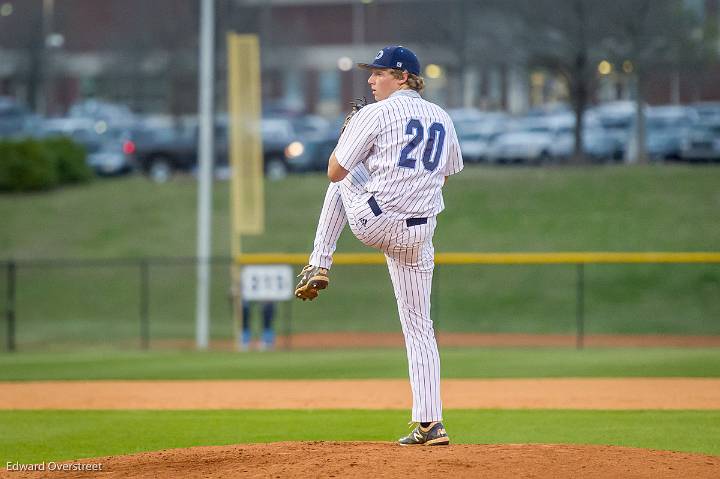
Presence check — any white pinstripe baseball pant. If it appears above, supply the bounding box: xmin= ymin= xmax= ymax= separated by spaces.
xmin=309 ymin=165 xmax=442 ymax=422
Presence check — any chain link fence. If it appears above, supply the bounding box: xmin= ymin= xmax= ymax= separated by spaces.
xmin=2 ymin=257 xmax=719 ymax=352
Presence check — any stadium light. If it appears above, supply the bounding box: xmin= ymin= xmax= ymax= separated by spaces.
xmin=598 ymin=60 xmax=613 ymax=75
xmin=0 ymin=3 xmax=13 ymax=17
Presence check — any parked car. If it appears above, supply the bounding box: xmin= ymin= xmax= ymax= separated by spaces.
xmin=627 ymin=106 xmax=697 ymax=162
xmin=261 ymin=114 xmax=332 ymax=176
xmin=288 ymin=114 xmax=331 ymax=139
xmin=524 ymin=102 xmax=572 ymax=118
xmin=133 ymin=123 xmax=210 ymax=182
xmin=488 ymin=112 xmax=607 ymax=164
xmin=39 ymin=117 xmax=136 ymax=175
xmin=40 ymin=117 xmax=104 ymax=141
xmin=260 ymin=117 xmax=299 ymax=179
xmin=134 ymin=115 xmax=310 ymax=182
xmin=486 ymin=130 xmax=553 ymax=164
xmin=550 ymin=126 xmax=624 ymax=162
xmin=680 ymin=121 xmax=720 ymax=162
xmin=447 ymin=107 xmax=485 ymax=123
xmin=86 ymin=129 xmax=137 ymax=176
xmin=589 ymin=101 xmax=636 ymax=156
xmin=283 ymin=134 xmax=337 ymax=173
xmin=691 ymin=102 xmax=720 ymax=124
xmin=0 ymin=97 xmax=36 ymax=138
xmin=456 ymin=130 xmax=499 ymax=163
xmin=454 ymin=112 xmax=511 ymax=163
xmin=67 ymin=99 xmax=136 ymax=129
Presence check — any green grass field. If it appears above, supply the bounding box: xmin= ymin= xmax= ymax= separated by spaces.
xmin=0 ymin=166 xmax=720 ymax=463
xmin=3 ymin=165 xmax=720 ymax=257
xmin=1 ymin=348 xmax=720 ymax=462
xmin=2 ymin=348 xmax=720 ymax=381
xmin=1 ymin=165 xmax=719 ymax=347
xmin=3 ymin=409 xmax=719 ymax=463
xmin=2 ymin=166 xmax=719 ymax=466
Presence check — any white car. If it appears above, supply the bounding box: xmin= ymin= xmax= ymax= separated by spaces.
xmin=486 ymin=131 xmax=553 ymax=164
xmin=549 ymin=126 xmax=623 ymax=162
xmin=454 ymin=112 xmax=512 ymax=162
xmin=626 ymin=105 xmax=698 ymax=161
xmin=680 ymin=122 xmax=720 ymax=161
xmin=691 ymin=102 xmax=720 ymax=124
xmin=488 ymin=112 xmax=603 ymax=164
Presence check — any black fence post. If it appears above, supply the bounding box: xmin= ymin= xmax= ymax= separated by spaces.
xmin=140 ymin=259 xmax=150 ymax=350
xmin=6 ymin=261 xmax=16 ymax=352
xmin=575 ymin=263 xmax=585 ymax=350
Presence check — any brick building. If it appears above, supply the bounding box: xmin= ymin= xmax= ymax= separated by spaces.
xmin=0 ymin=0 xmax=717 ymax=116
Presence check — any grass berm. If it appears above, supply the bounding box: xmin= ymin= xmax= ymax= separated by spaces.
xmin=1 ymin=165 xmax=719 ymax=349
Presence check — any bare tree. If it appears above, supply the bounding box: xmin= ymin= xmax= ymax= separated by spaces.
xmin=603 ymin=0 xmax=707 ymax=163
xmin=508 ymin=0 xmax=611 ymax=164
xmin=415 ymin=0 xmax=519 ymax=108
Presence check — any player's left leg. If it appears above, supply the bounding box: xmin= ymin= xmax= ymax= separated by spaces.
xmin=383 ymin=217 xmax=444 ymax=425
xmin=386 ymin=259 xmax=442 ymax=424
xmin=381 ymin=216 xmax=449 ymax=446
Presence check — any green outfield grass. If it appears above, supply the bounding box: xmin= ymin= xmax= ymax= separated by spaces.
xmin=2 ymin=348 xmax=720 ymax=381
xmin=1 ymin=165 xmax=719 ymax=349
xmin=3 ymin=165 xmax=720 ymax=257
xmin=1 ymin=409 xmax=718 ymax=464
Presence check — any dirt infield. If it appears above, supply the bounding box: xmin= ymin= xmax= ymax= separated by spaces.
xmin=3 ymin=378 xmax=719 ymax=478
xmin=2 ymin=378 xmax=720 ymax=410
xmin=3 ymin=443 xmax=719 ymax=479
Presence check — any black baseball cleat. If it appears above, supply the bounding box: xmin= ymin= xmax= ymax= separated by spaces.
xmin=398 ymin=421 xmax=450 ymax=446
xmin=294 ymin=265 xmax=329 ymax=301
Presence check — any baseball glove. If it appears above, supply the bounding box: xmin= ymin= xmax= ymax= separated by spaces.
xmin=340 ymin=97 xmax=368 ymax=135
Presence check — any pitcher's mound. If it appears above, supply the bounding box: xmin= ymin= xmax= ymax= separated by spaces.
xmin=8 ymin=442 xmax=720 ymax=478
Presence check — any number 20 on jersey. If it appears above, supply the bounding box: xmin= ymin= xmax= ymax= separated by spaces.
xmin=398 ymin=119 xmax=446 ymax=172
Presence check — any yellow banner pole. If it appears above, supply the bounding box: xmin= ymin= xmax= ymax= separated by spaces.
xmin=227 ymin=32 xmax=265 ymax=351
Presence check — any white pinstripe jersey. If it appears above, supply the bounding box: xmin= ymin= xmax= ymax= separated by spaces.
xmin=335 ymin=89 xmax=464 ymax=219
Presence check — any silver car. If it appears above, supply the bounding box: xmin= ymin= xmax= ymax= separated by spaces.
xmin=626 ymin=105 xmax=697 ymax=162
xmin=486 ymin=130 xmax=553 ymax=164
xmin=680 ymin=122 xmax=720 ymax=162
xmin=550 ymin=126 xmax=623 ymax=162
xmin=454 ymin=113 xmax=511 ymax=163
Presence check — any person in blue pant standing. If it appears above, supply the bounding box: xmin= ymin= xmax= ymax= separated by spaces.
xmin=241 ymin=300 xmax=276 ymax=351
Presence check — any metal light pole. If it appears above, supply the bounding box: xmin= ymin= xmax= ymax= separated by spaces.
xmin=351 ymin=2 xmax=366 ymax=98
xmin=196 ymin=0 xmax=215 ymax=350
xmin=38 ymin=0 xmax=55 ymax=115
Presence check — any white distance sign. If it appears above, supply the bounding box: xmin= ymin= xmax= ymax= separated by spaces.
xmin=241 ymin=265 xmax=294 ymax=301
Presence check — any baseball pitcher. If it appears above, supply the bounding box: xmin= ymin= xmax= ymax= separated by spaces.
xmin=295 ymin=45 xmax=464 ymax=446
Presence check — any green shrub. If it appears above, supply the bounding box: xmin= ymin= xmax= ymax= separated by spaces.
xmin=42 ymin=137 xmax=92 ymax=184
xmin=0 ymin=139 xmax=59 ymax=192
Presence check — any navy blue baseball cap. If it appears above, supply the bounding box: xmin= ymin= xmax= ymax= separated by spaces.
xmin=358 ymin=45 xmax=421 ymax=76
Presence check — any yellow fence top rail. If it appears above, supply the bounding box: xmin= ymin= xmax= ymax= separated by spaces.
xmin=235 ymin=252 xmax=720 ymax=265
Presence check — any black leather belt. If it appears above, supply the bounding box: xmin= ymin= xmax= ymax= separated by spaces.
xmin=367 ymin=196 xmax=427 ymax=227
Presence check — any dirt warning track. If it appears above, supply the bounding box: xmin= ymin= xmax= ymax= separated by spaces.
xmin=1 ymin=378 xmax=720 ymax=409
